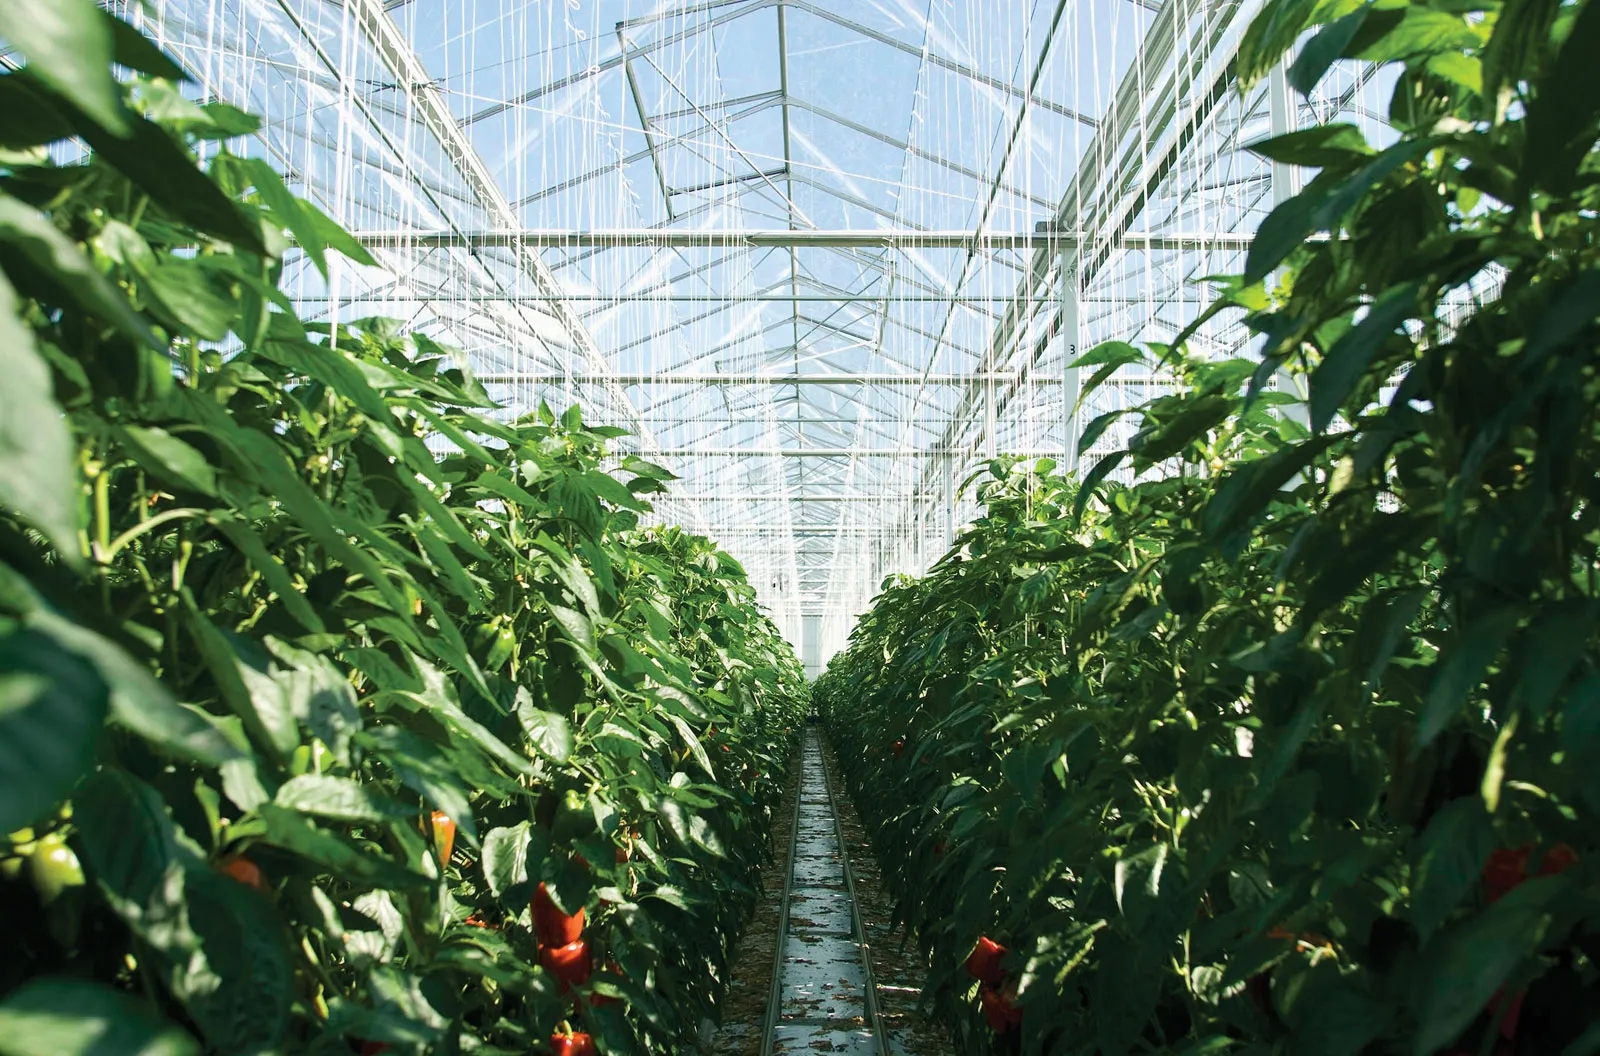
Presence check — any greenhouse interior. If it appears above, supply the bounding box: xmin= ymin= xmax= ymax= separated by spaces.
xmin=0 ymin=0 xmax=1596 ymax=1054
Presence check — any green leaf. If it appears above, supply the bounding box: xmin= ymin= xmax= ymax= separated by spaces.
xmin=74 ymin=767 xmax=200 ymax=939
xmin=1481 ymin=0 xmax=1560 ymax=104
xmin=208 ymin=515 xmax=325 ymax=633
xmin=0 ymin=0 xmax=129 ymax=135
xmin=65 ymin=110 xmax=265 ymax=255
xmin=516 ymin=690 xmax=574 ymax=764
xmin=657 ymin=796 xmax=724 ymax=858
xmin=0 ymin=193 xmax=159 ymax=349
xmin=181 ymin=593 xmax=297 ymax=760
xmin=1113 ymin=842 xmax=1168 ymax=931
xmin=1411 ymin=876 xmax=1563 ymax=1056
xmin=1288 ymin=11 xmax=1369 ymax=97
xmin=262 ymin=637 xmax=362 ymax=765
xmin=0 ymin=273 xmax=81 ymax=561
xmin=1070 ymin=340 xmax=1144 ymax=369
xmin=1560 ymin=675 xmax=1600 ymax=813
xmin=109 ymin=15 xmax=189 ymax=82
xmin=665 ymin=712 xmax=714 ymax=778
xmin=1237 ymin=0 xmax=1320 ymax=88
xmin=0 ymin=75 xmax=76 ymax=149
xmin=178 ymin=867 xmax=293 ymax=1052
xmin=28 ymin=608 xmax=238 ymax=766
xmin=583 ymin=468 xmax=647 ymax=512
xmin=141 ymin=258 xmax=236 ymax=342
xmin=1309 ymin=282 xmax=1419 ymax=433
xmin=117 ymin=425 xmax=219 ymax=497
xmin=1071 ymin=341 xmax=1146 ymax=415
xmin=1202 ymin=436 xmax=1333 ymax=543
xmin=256 ymin=804 xmax=429 ymax=889
xmin=298 ymin=198 xmax=378 ymax=267
xmin=1418 ymin=606 xmax=1520 ymax=746
xmin=473 ymin=470 xmax=541 ymax=508
xmin=0 ymin=978 xmax=198 ymax=1056
xmin=1353 ymin=8 xmax=1479 ymax=64
xmin=1409 ymin=797 xmax=1497 ymax=939
xmin=1072 ymin=450 xmax=1126 ymax=522
xmin=1129 ymin=394 xmax=1234 ymax=463
xmin=481 ymin=821 xmax=544 ymax=903
xmin=1521 ymin=0 xmax=1600 ymax=195
xmin=238 ymin=157 xmax=326 ymax=278
xmin=1246 ymin=123 xmax=1373 ymax=167
xmin=547 ymin=600 xmax=597 ymax=654
xmin=274 ymin=775 xmax=411 ymax=824
xmin=1245 ymin=141 xmax=1431 ymax=281
xmin=1075 ymin=409 xmax=1135 ymax=459
xmin=0 ymin=628 xmax=108 ymax=831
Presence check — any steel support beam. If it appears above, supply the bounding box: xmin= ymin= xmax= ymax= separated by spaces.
xmin=475 ymin=372 xmax=1068 ymax=385
xmin=338 ymin=0 xmax=659 ymax=450
xmin=901 ymin=0 xmax=1257 ymax=534
xmin=351 ymin=229 xmax=1256 ymax=250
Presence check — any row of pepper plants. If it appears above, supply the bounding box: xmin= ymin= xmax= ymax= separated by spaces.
xmin=0 ymin=4 xmax=808 ymax=1054
xmin=819 ymin=0 xmax=1600 ymax=1051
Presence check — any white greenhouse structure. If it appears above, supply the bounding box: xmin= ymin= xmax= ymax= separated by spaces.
xmin=116 ymin=0 xmax=1390 ymax=669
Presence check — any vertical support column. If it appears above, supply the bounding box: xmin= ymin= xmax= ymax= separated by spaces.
xmin=1267 ymin=63 xmax=1297 ymax=208
xmin=1060 ymin=248 xmax=1082 ymax=470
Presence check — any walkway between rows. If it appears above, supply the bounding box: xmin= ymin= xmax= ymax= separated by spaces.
xmin=760 ymin=727 xmax=886 ymax=1054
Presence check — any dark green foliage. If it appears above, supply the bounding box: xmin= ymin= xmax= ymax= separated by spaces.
xmin=819 ymin=0 xmax=1600 ymax=1052
xmin=0 ymin=3 xmax=807 ymax=1053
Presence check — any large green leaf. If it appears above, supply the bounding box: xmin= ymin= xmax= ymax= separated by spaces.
xmin=256 ymin=804 xmax=429 ymax=889
xmin=516 ymin=690 xmax=574 ymax=763
xmin=1409 ymin=797 xmax=1497 ymax=938
xmin=0 ymin=628 xmax=107 ymax=831
xmin=1308 ymin=282 xmax=1421 ymax=433
xmin=31 ymin=608 xmax=238 ymax=766
xmin=274 ymin=775 xmax=411 ymax=824
xmin=0 ymin=272 xmax=81 ymax=560
xmin=1411 ymin=876 xmax=1564 ymax=1055
xmin=1519 ymin=0 xmax=1600 ymax=195
xmin=0 ymin=0 xmax=128 ymax=135
xmin=1417 ymin=605 xmax=1520 ymax=745
xmin=0 ymin=194 xmax=159 ymax=349
xmin=0 ymin=979 xmax=198 ymax=1056
xmin=116 ymin=424 xmax=219 ymax=497
xmin=481 ymin=821 xmax=544 ymax=905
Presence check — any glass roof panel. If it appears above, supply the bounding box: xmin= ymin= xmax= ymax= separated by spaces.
xmin=127 ymin=0 xmax=1397 ymax=655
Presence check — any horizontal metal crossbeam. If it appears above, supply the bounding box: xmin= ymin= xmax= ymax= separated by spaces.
xmin=351 ymin=229 xmax=1256 ymax=251
xmin=478 ymin=372 xmax=1067 ymax=385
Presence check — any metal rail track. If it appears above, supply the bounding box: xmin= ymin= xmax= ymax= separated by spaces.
xmin=759 ymin=727 xmax=888 ymax=1055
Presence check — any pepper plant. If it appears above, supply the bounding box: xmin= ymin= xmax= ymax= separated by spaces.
xmin=0 ymin=3 xmax=805 ymax=1054
xmin=820 ymin=0 xmax=1600 ymax=1051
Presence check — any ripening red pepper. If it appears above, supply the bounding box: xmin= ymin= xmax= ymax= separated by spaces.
xmin=978 ymin=983 xmax=1023 ymax=1033
xmin=1490 ymin=986 xmax=1525 ymax=1040
xmin=1538 ymin=842 xmax=1578 ymax=876
xmin=579 ymin=959 xmax=626 ymax=1008
xmin=549 ymin=1031 xmax=597 ymax=1056
xmin=1482 ymin=845 xmax=1530 ymax=902
xmin=216 ymin=854 xmax=268 ymax=892
xmin=533 ymin=882 xmax=586 ymax=946
xmin=539 ymin=938 xmax=592 ymax=989
xmin=1483 ymin=842 xmax=1578 ymax=902
xmin=892 ymin=738 xmax=905 ymax=758
xmin=965 ymin=936 xmax=1008 ymax=986
xmin=431 ymin=811 xmax=456 ymax=869
xmin=356 ymin=1042 xmax=390 ymax=1056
